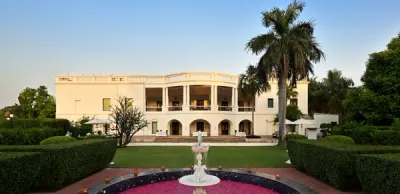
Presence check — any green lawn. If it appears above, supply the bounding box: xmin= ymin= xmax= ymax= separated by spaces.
xmin=112 ymin=146 xmax=290 ymax=168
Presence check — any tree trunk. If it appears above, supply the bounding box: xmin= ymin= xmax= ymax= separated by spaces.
xmin=251 ymin=95 xmax=255 ymax=136
xmin=278 ymin=74 xmax=288 ymax=147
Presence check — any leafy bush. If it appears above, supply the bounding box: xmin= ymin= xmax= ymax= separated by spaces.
xmin=0 ymin=152 xmax=41 ymax=194
xmin=69 ymin=126 xmax=92 ymax=138
xmin=332 ymin=124 xmax=375 ymax=144
xmin=356 ymin=154 xmax=400 ymax=194
xmin=324 ymin=135 xmax=355 ymax=145
xmin=84 ymin=134 xmax=107 ymax=139
xmin=287 ymin=139 xmax=400 ymax=191
xmin=0 ymin=134 xmax=5 ymax=145
xmin=0 ymin=127 xmax=64 ymax=145
xmin=40 ymin=136 xmax=77 ymax=145
xmin=286 ymin=134 xmax=307 ymax=141
xmin=0 ymin=118 xmax=70 ymax=132
xmin=0 ymin=139 xmax=117 ymax=191
xmin=371 ymin=130 xmax=400 ymax=145
xmin=391 ymin=118 xmax=400 ymax=130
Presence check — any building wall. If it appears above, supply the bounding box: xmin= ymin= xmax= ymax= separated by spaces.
xmin=55 ymin=72 xmax=308 ymax=136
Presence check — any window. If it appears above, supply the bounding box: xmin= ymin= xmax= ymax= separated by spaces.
xmin=221 ymin=101 xmax=229 ymax=107
xmin=127 ymin=98 xmax=133 ymax=107
xmin=152 ymin=121 xmax=158 ymax=134
xmin=290 ymin=99 xmax=298 ymax=106
xmin=74 ymin=100 xmax=81 ymax=111
xmin=331 ymin=122 xmax=338 ymax=126
xmin=103 ymin=98 xmax=111 ymax=111
xmin=268 ymin=98 xmax=274 ymax=108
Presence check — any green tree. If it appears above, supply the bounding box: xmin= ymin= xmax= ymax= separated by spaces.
xmin=276 ymin=84 xmax=298 ymax=101
xmin=308 ymin=77 xmax=324 ymax=115
xmin=313 ymin=69 xmax=354 ymax=123
xmin=238 ymin=65 xmax=270 ymax=135
xmin=17 ymin=85 xmax=56 ymax=118
xmin=245 ymin=0 xmax=325 ymax=145
xmin=273 ymin=105 xmax=302 ymax=132
xmin=110 ymin=96 xmax=148 ymax=147
xmin=345 ymin=33 xmax=400 ymax=125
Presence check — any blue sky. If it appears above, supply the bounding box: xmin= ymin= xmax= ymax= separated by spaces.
xmin=1 ymin=0 xmax=400 ymax=107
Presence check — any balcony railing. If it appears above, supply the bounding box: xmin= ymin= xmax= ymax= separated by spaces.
xmin=190 ymin=106 xmax=211 ymax=111
xmin=146 ymin=107 xmax=162 ymax=112
xmin=238 ymin=107 xmax=254 ymax=112
xmin=218 ymin=106 xmax=232 ymax=111
xmin=168 ymin=106 xmax=182 ymax=111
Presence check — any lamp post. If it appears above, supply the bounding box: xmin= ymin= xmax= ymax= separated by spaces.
xmin=7 ymin=114 xmax=13 ymax=128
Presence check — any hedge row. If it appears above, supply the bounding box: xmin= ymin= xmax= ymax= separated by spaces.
xmin=0 ymin=118 xmax=70 ymax=131
xmin=287 ymin=139 xmax=400 ymax=191
xmin=0 ymin=139 xmax=117 ymax=191
xmin=0 ymin=127 xmax=64 ymax=145
xmin=333 ymin=124 xmax=400 ymax=145
xmin=0 ymin=152 xmax=41 ymax=194
xmin=357 ymin=154 xmax=400 ymax=194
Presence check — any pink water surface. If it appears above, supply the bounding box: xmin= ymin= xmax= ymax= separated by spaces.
xmin=120 ymin=180 xmax=279 ymax=194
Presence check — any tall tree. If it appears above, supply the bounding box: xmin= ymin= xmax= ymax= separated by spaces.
xmin=276 ymin=84 xmax=298 ymax=101
xmin=18 ymin=87 xmax=37 ymax=118
xmin=245 ymin=0 xmax=325 ymax=145
xmin=238 ymin=64 xmax=270 ymax=135
xmin=308 ymin=77 xmax=324 ymax=114
xmin=16 ymin=85 xmax=56 ymax=119
xmin=313 ymin=69 xmax=354 ymax=123
xmin=110 ymin=96 xmax=148 ymax=147
xmin=345 ymin=33 xmax=400 ymax=125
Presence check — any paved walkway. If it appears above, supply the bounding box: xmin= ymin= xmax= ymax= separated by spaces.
xmin=32 ymin=168 xmax=362 ymax=194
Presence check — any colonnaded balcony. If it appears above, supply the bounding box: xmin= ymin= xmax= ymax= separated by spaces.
xmin=190 ymin=85 xmax=211 ymax=111
xmin=217 ymin=86 xmax=233 ymax=111
xmin=168 ymin=86 xmax=183 ymax=111
xmin=145 ymin=88 xmax=163 ymax=112
xmin=237 ymin=91 xmax=255 ymax=112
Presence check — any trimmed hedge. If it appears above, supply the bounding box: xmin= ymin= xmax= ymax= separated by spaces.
xmin=324 ymin=135 xmax=355 ymax=145
xmin=0 ymin=118 xmax=70 ymax=131
xmin=333 ymin=124 xmax=400 ymax=145
xmin=0 ymin=127 xmax=64 ymax=145
xmin=287 ymin=139 xmax=400 ymax=191
xmin=40 ymin=136 xmax=77 ymax=145
xmin=357 ymin=154 xmax=400 ymax=194
xmin=371 ymin=130 xmax=400 ymax=145
xmin=0 ymin=139 xmax=117 ymax=191
xmin=0 ymin=152 xmax=41 ymax=194
xmin=83 ymin=134 xmax=107 ymax=139
xmin=286 ymin=134 xmax=307 ymax=141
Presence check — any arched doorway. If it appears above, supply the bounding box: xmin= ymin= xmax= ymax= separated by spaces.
xmin=168 ymin=119 xmax=183 ymax=136
xmin=239 ymin=119 xmax=252 ymax=135
xmin=189 ymin=119 xmax=211 ymax=136
xmin=218 ymin=119 xmax=233 ymax=135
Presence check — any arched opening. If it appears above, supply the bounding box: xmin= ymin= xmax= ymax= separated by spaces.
xmin=189 ymin=119 xmax=211 ymax=136
xmin=218 ymin=119 xmax=233 ymax=135
xmin=239 ymin=119 xmax=252 ymax=135
xmin=168 ymin=119 xmax=183 ymax=136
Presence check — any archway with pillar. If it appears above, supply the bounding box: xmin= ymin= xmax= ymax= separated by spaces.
xmin=189 ymin=119 xmax=211 ymax=136
xmin=167 ymin=119 xmax=183 ymax=136
xmin=238 ymin=119 xmax=252 ymax=135
xmin=218 ymin=119 xmax=233 ymax=136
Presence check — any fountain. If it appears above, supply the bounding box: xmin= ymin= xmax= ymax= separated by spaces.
xmin=178 ymin=132 xmax=220 ymax=194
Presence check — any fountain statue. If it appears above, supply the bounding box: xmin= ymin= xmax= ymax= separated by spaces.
xmin=178 ymin=132 xmax=220 ymax=194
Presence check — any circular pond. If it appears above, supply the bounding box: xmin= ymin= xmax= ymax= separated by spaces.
xmin=120 ymin=180 xmax=279 ymax=194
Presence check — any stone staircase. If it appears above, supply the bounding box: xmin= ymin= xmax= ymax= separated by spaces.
xmin=154 ymin=136 xmax=246 ymax=143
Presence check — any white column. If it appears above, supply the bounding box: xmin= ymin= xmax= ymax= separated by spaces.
xmin=166 ymin=87 xmax=169 ymax=111
xmin=162 ymin=87 xmax=166 ymax=112
xmin=183 ymin=86 xmax=187 ymax=105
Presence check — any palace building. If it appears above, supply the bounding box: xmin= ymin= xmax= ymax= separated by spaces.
xmin=55 ymin=72 xmax=309 ymax=136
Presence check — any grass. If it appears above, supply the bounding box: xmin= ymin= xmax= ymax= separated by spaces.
xmin=112 ymin=146 xmax=290 ymax=168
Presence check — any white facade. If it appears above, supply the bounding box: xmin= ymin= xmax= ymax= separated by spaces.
xmin=55 ymin=72 xmax=309 ymax=136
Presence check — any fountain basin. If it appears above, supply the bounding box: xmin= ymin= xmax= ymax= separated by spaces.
xmin=83 ymin=169 xmax=317 ymax=194
xmin=179 ymin=174 xmax=220 ymax=187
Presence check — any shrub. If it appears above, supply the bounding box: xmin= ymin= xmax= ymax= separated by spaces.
xmin=0 ymin=134 xmax=5 ymax=145
xmin=371 ymin=130 xmax=400 ymax=145
xmin=0 ymin=118 xmax=70 ymax=133
xmin=286 ymin=134 xmax=307 ymax=141
xmin=324 ymin=135 xmax=355 ymax=145
xmin=69 ymin=126 xmax=92 ymax=138
xmin=84 ymin=134 xmax=107 ymax=139
xmin=40 ymin=136 xmax=77 ymax=145
xmin=0 ymin=127 xmax=64 ymax=145
xmin=0 ymin=139 xmax=117 ymax=191
xmin=357 ymin=154 xmax=400 ymax=194
xmin=332 ymin=124 xmax=375 ymax=144
xmin=0 ymin=152 xmax=41 ymax=194
xmin=287 ymin=139 xmax=400 ymax=191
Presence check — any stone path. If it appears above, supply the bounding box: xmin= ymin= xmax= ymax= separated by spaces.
xmin=31 ymin=168 xmax=362 ymax=194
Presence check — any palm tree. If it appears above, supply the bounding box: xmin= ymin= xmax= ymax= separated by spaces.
xmin=238 ymin=64 xmax=270 ymax=135
xmin=314 ymin=69 xmax=354 ymax=123
xmin=245 ymin=0 xmax=325 ymax=145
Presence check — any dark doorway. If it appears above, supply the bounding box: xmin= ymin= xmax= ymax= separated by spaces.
xmin=221 ymin=122 xmax=229 ymax=135
xmin=196 ymin=122 xmax=204 ymax=132
xmin=171 ymin=121 xmax=180 ymax=135
xmin=239 ymin=122 xmax=244 ymax=132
